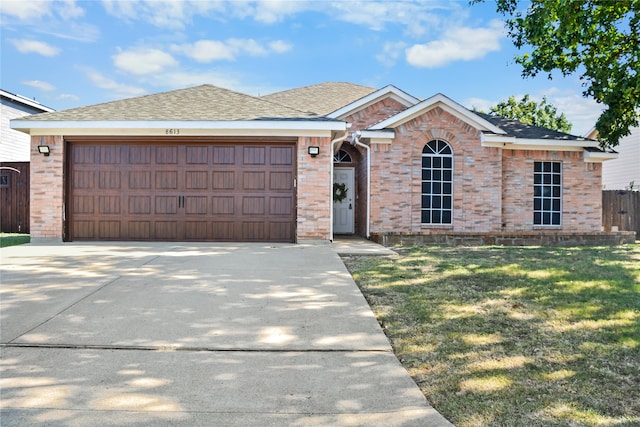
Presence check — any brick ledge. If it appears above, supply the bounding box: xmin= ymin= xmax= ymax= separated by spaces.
xmin=371 ymin=231 xmax=636 ymax=247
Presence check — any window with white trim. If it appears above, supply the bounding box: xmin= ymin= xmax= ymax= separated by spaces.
xmin=421 ymin=140 xmax=453 ymax=224
xmin=533 ymin=161 xmax=562 ymax=226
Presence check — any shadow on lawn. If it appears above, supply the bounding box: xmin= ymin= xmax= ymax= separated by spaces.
xmin=347 ymin=245 xmax=640 ymax=427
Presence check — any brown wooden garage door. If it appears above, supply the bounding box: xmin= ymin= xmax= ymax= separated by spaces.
xmin=67 ymin=139 xmax=296 ymax=242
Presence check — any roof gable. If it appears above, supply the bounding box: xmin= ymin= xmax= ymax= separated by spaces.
xmin=368 ymin=93 xmax=505 ymax=134
xmin=327 ymin=85 xmax=420 ymax=119
xmin=262 ymin=82 xmax=376 ymax=116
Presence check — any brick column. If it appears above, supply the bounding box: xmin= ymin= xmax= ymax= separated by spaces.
xmin=30 ymin=135 xmax=64 ymax=241
xmin=296 ymin=136 xmax=331 ymax=241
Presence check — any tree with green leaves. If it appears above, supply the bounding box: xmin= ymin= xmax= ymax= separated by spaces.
xmin=475 ymin=0 xmax=639 ymax=148
xmin=488 ymin=94 xmax=573 ymax=133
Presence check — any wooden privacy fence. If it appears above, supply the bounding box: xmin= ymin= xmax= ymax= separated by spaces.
xmin=602 ymin=190 xmax=640 ymax=233
xmin=0 ymin=162 xmax=30 ymax=234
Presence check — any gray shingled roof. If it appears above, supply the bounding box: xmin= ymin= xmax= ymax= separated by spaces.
xmin=475 ymin=112 xmax=590 ymax=141
xmin=262 ymin=82 xmax=376 ymax=116
xmin=15 ymin=84 xmax=321 ymax=122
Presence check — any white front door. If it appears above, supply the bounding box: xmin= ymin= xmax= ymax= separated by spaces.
xmin=333 ymin=168 xmax=355 ymax=234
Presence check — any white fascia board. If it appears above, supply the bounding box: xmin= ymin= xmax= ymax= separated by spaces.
xmin=10 ymin=120 xmax=346 ymax=136
xmin=359 ymin=130 xmax=395 ymax=140
xmin=481 ymin=132 xmax=601 ymax=151
xmin=1 ymin=90 xmax=55 ymax=112
xmin=583 ymin=150 xmax=618 ymax=162
xmin=327 ymin=85 xmax=420 ymax=119
xmin=369 ymin=93 xmax=506 ymax=134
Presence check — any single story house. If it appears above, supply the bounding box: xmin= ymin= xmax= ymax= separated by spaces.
xmin=11 ymin=82 xmax=628 ymax=244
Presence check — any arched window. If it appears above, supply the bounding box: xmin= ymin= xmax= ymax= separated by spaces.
xmin=333 ymin=149 xmax=352 ymax=163
xmin=422 ymin=140 xmax=453 ymax=224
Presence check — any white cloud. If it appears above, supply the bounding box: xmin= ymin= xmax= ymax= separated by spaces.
xmin=462 ymin=97 xmax=494 ymax=113
xmin=113 ymin=48 xmax=179 ymax=75
xmin=101 ymin=0 xmax=225 ymax=30
xmin=268 ymin=40 xmax=293 ymax=54
xmin=376 ymin=41 xmax=407 ymax=67
xmin=23 ymin=80 xmax=56 ymax=91
xmin=330 ymin=1 xmax=454 ymax=37
xmin=59 ymin=93 xmax=80 ymax=102
xmin=0 ymin=0 xmax=53 ymax=20
xmin=83 ymin=68 xmax=147 ymax=99
xmin=406 ymin=19 xmax=505 ymax=68
xmin=172 ymin=38 xmax=290 ymax=63
xmin=57 ymin=0 xmax=84 ymax=19
xmin=10 ymin=39 xmax=60 ymax=56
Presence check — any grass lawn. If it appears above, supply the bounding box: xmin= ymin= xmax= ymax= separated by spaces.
xmin=343 ymin=244 xmax=640 ymax=427
xmin=0 ymin=233 xmax=30 ymax=248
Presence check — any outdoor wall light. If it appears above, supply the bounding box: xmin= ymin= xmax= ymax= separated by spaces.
xmin=37 ymin=144 xmax=51 ymax=156
xmin=308 ymin=146 xmax=320 ymax=157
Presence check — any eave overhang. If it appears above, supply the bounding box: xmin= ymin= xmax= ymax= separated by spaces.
xmin=356 ymin=129 xmax=395 ymax=144
xmin=480 ymin=133 xmax=618 ymax=162
xmin=10 ymin=119 xmax=347 ymax=137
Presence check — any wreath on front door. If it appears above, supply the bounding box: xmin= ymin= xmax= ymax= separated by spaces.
xmin=333 ymin=182 xmax=348 ymax=203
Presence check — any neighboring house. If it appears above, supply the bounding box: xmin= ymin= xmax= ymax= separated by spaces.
xmin=11 ymin=83 xmax=622 ymax=244
xmin=1 ymin=89 xmax=54 ymax=233
xmin=586 ymin=126 xmax=639 ymax=191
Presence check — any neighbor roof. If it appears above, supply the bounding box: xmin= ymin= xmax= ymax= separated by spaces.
xmin=14 ymin=84 xmax=319 ymax=122
xmin=475 ymin=112 xmax=589 ymax=141
xmin=262 ymin=82 xmax=376 ymax=116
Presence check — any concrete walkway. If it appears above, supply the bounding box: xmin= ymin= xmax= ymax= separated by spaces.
xmin=0 ymin=242 xmax=452 ymax=426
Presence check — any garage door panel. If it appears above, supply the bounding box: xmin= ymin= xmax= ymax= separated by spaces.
xmin=98 ymin=221 xmax=120 ymax=239
xmin=98 ymin=196 xmax=120 ymax=214
xmin=129 ymin=221 xmax=151 ymax=239
xmin=98 ymin=171 xmax=121 ymax=189
xmin=211 ymin=196 xmax=235 ymax=214
xmin=100 ymin=146 xmax=122 ymax=164
xmin=186 ymin=146 xmax=208 ymax=164
xmin=74 ymin=221 xmax=95 ymax=239
xmin=129 ymin=146 xmax=152 ymax=164
xmin=129 ymin=171 xmax=151 ymax=189
xmin=155 ymin=221 xmax=178 ymax=239
xmin=185 ymin=196 xmax=207 ymax=215
xmin=212 ymin=171 xmax=234 ymax=189
xmin=243 ymin=146 xmax=265 ymax=165
xmin=270 ymin=147 xmax=293 ymax=165
xmin=155 ymin=196 xmax=178 ymax=214
xmin=185 ymin=221 xmax=208 ymax=240
xmin=185 ymin=171 xmax=208 ymax=189
xmin=69 ymin=141 xmax=295 ymax=242
xmin=270 ymin=172 xmax=292 ymax=190
xmin=243 ymin=172 xmax=265 ymax=190
xmin=73 ymin=196 xmax=94 ymax=214
xmin=212 ymin=146 xmax=235 ymax=164
xmin=156 ymin=171 xmax=178 ymax=189
xmin=129 ymin=196 xmax=151 ymax=214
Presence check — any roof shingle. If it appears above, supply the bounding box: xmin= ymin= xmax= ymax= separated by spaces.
xmin=262 ymin=82 xmax=376 ymax=116
xmin=17 ymin=85 xmax=318 ymax=122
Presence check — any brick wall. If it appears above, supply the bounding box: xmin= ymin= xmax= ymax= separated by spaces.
xmin=345 ymin=98 xmax=408 ymax=131
xmin=297 ymin=136 xmax=332 ymax=240
xmin=30 ymin=135 xmax=64 ymax=240
xmin=502 ymin=150 xmax=602 ymax=232
xmin=366 ymin=105 xmax=602 ymax=234
xmin=370 ymin=106 xmax=502 ymax=234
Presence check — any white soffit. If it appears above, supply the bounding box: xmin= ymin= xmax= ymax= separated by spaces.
xmin=368 ymin=93 xmax=506 ymax=134
xmin=583 ymin=150 xmax=618 ymax=162
xmin=10 ymin=120 xmax=347 ymax=137
xmin=327 ymin=85 xmax=420 ymax=119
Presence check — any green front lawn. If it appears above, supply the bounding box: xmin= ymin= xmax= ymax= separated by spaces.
xmin=343 ymin=244 xmax=640 ymax=427
xmin=0 ymin=233 xmax=30 ymax=248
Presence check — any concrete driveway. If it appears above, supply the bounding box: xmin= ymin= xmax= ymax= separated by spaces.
xmin=0 ymin=242 xmax=452 ymax=426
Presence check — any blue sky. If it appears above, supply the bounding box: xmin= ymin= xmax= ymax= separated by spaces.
xmin=1 ymin=0 xmax=602 ymax=135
